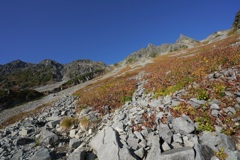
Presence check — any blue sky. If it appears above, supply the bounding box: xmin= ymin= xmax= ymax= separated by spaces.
xmin=0 ymin=1 xmax=239 ymax=65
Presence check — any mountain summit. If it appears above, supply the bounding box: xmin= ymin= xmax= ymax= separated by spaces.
xmin=124 ymin=34 xmax=199 ymax=63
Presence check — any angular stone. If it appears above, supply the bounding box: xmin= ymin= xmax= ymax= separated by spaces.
xmin=225 ymin=148 xmax=240 ymax=160
xmin=184 ymin=139 xmax=195 ymax=147
xmin=149 ymin=99 xmax=162 ymax=108
xmin=47 ymin=119 xmax=61 ymax=128
xmin=159 ymin=127 xmax=173 ymax=144
xmin=172 ymin=142 xmax=182 ymax=149
xmin=188 ymin=98 xmax=206 ymax=108
xmin=173 ymin=134 xmax=182 ymax=143
xmin=199 ymin=131 xmax=222 ymax=151
xmin=90 ymin=126 xmax=134 ymax=160
xmin=159 ymin=147 xmax=195 ymax=160
xmin=40 ymin=128 xmax=59 ymax=146
xmin=210 ymin=104 xmax=220 ymax=110
xmin=162 ymin=142 xmax=171 ymax=151
xmin=69 ymin=129 xmax=77 ymax=138
xmin=134 ymin=148 xmax=145 ymax=159
xmin=45 ymin=116 xmax=60 ymax=122
xmin=235 ymin=92 xmax=240 ymax=97
xmin=19 ymin=128 xmax=30 ymax=136
xmin=11 ymin=150 xmax=23 ymax=160
xmin=194 ymin=144 xmax=214 ymax=160
xmin=67 ymin=149 xmax=86 ymax=160
xmin=127 ymin=137 xmax=139 ymax=150
xmin=211 ymin=110 xmax=219 ymax=117
xmin=30 ymin=147 xmax=51 ymax=160
xmin=119 ymin=147 xmax=136 ymax=160
xmin=227 ymin=107 xmax=236 ymax=115
xmin=69 ymin=138 xmax=82 ymax=149
xmin=112 ymin=121 xmax=124 ymax=133
xmin=237 ymin=97 xmax=240 ymax=103
xmin=134 ymin=131 xmax=144 ymax=140
xmin=172 ymin=116 xmax=195 ymax=135
xmin=146 ymin=135 xmax=161 ymax=160
xmin=219 ymin=134 xmax=236 ymax=150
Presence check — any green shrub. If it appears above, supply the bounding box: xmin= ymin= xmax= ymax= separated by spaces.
xmin=195 ymin=115 xmax=214 ymax=132
xmin=121 ymin=96 xmax=132 ymax=103
xmin=196 ymin=89 xmax=209 ymax=100
xmin=214 ymin=148 xmax=228 ymax=160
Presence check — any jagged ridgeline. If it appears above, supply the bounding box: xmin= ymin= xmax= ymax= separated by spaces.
xmin=0 ymin=59 xmax=107 ymax=109
xmin=124 ymin=34 xmax=199 ymax=63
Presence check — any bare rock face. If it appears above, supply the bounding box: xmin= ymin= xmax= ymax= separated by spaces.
xmin=232 ymin=10 xmax=240 ymax=33
xmin=124 ymin=34 xmax=198 ymax=63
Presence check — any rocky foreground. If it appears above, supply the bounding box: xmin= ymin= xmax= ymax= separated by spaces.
xmin=0 ymin=66 xmax=240 ymax=160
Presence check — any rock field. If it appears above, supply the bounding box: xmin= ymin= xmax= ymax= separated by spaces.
xmin=0 ymin=66 xmax=240 ymax=160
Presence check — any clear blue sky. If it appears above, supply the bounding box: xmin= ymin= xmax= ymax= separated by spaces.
xmin=0 ymin=1 xmax=239 ymax=65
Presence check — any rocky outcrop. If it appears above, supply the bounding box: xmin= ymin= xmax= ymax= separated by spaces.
xmin=124 ymin=34 xmax=199 ymax=63
xmin=232 ymin=10 xmax=240 ymax=33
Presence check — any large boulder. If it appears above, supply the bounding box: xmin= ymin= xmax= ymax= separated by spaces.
xmin=146 ymin=135 xmax=161 ymax=160
xmin=159 ymin=147 xmax=195 ymax=160
xmin=90 ymin=126 xmax=135 ymax=160
xmin=30 ymin=147 xmax=51 ymax=160
xmin=194 ymin=144 xmax=214 ymax=160
xmin=67 ymin=149 xmax=86 ymax=160
xmin=172 ymin=116 xmax=195 ymax=135
xmin=69 ymin=138 xmax=82 ymax=149
xmin=40 ymin=128 xmax=59 ymax=146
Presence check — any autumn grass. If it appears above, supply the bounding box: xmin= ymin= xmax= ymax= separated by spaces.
xmin=144 ymin=35 xmax=240 ymax=97
xmin=74 ymin=71 xmax=137 ymax=114
xmin=0 ymin=102 xmax=52 ymax=129
xmin=60 ymin=116 xmax=78 ymax=131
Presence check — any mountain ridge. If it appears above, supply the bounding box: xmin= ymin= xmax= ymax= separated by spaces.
xmin=124 ymin=34 xmax=199 ymax=63
xmin=0 ymin=58 xmax=107 ymax=90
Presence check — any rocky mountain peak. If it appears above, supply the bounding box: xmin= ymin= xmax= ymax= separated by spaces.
xmin=232 ymin=10 xmax=240 ymax=32
xmin=176 ymin=34 xmax=199 ymax=45
xmin=8 ymin=59 xmax=28 ymax=66
xmin=147 ymin=43 xmax=155 ymax=48
xmin=0 ymin=60 xmax=33 ymax=76
xmin=39 ymin=59 xmax=60 ymax=66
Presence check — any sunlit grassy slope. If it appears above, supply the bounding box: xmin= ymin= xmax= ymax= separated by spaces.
xmin=74 ymin=34 xmax=239 ymax=114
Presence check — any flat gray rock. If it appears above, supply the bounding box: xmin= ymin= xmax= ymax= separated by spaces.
xmin=146 ymin=135 xmax=161 ymax=160
xmin=67 ymin=149 xmax=86 ymax=160
xmin=199 ymin=132 xmax=222 ymax=151
xmin=40 ymin=128 xmax=59 ymax=146
xmin=194 ymin=144 xmax=214 ymax=160
xmin=159 ymin=147 xmax=195 ymax=160
xmin=172 ymin=116 xmax=195 ymax=135
xmin=219 ymin=134 xmax=236 ymax=150
xmin=90 ymin=126 xmax=135 ymax=160
xmin=11 ymin=150 xmax=23 ymax=160
xmin=210 ymin=104 xmax=220 ymax=110
xmin=69 ymin=138 xmax=82 ymax=149
xmin=159 ymin=127 xmax=173 ymax=144
xmin=30 ymin=147 xmax=51 ymax=160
